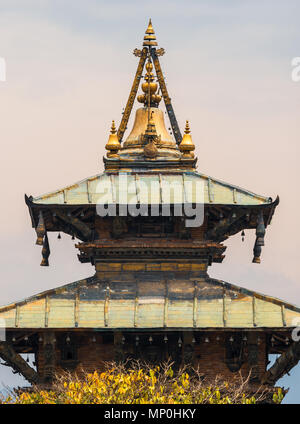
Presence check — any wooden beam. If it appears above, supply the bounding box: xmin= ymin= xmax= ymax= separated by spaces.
xmin=261 ymin=340 xmax=300 ymax=385
xmin=0 ymin=341 xmax=40 ymax=384
xmin=206 ymin=210 xmax=246 ymax=240
xmin=55 ymin=210 xmax=93 ymax=240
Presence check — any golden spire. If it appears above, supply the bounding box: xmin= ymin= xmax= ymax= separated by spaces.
xmin=179 ymin=120 xmax=195 ymax=158
xmin=143 ymin=19 xmax=157 ymax=46
xmin=105 ymin=120 xmax=121 ymax=157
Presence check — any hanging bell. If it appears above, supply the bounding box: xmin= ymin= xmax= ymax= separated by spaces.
xmin=72 ymin=234 xmax=75 ymax=240
xmin=241 ymin=230 xmax=245 ymax=242
xmin=149 ymin=336 xmax=153 ymax=344
xmin=57 ymin=233 xmax=61 ymax=240
xmin=26 ymin=355 xmax=30 ymax=363
xmin=164 ymin=335 xmax=168 ymax=343
xmin=178 ymin=337 xmax=182 ymax=347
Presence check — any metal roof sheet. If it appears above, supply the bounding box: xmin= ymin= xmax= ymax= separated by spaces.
xmin=30 ymin=171 xmax=272 ymax=207
xmin=0 ymin=275 xmax=298 ymax=329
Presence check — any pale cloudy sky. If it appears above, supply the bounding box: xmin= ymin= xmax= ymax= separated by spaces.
xmin=0 ymin=0 xmax=299 ymax=402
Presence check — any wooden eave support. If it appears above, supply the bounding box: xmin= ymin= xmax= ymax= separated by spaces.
xmin=206 ymin=209 xmax=246 ymax=240
xmin=55 ymin=210 xmax=93 ymax=240
xmin=0 ymin=341 xmax=40 ymax=385
xmin=261 ymin=339 xmax=300 ymax=385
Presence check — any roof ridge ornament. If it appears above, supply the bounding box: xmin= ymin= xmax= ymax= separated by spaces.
xmin=105 ymin=120 xmax=121 ymax=158
xmin=179 ymin=120 xmax=195 ymax=158
xmin=143 ymin=19 xmax=158 ymax=47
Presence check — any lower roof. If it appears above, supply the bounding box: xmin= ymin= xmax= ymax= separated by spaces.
xmin=0 ymin=274 xmax=298 ymax=330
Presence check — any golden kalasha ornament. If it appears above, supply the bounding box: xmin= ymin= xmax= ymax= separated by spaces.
xmin=105 ymin=120 xmax=121 ymax=157
xmin=143 ymin=19 xmax=158 ymax=47
xmin=179 ymin=120 xmax=195 ymax=158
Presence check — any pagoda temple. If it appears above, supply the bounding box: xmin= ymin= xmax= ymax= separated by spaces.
xmin=1 ymin=20 xmax=300 ymax=392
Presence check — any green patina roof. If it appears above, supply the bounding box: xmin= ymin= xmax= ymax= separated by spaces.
xmin=0 ymin=274 xmax=298 ymax=330
xmin=30 ymin=171 xmax=273 ymax=207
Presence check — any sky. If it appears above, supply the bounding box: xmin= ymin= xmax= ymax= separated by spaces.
xmin=0 ymin=0 xmax=299 ymax=402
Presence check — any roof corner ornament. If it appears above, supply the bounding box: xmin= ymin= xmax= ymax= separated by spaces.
xmin=179 ymin=120 xmax=195 ymax=158
xmin=40 ymin=233 xmax=50 ymax=267
xmin=36 ymin=210 xmax=45 ymax=246
xmin=252 ymin=211 xmax=265 ymax=264
xmin=105 ymin=120 xmax=121 ymax=158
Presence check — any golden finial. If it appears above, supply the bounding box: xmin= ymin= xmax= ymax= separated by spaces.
xmin=105 ymin=120 xmax=121 ymax=158
xmin=146 ymin=19 xmax=155 ymax=34
xmin=143 ymin=19 xmax=157 ymax=46
xmin=179 ymin=120 xmax=195 ymax=158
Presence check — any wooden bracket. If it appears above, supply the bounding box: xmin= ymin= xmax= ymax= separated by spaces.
xmin=261 ymin=339 xmax=300 ymax=385
xmin=0 ymin=341 xmax=40 ymax=385
xmin=55 ymin=210 xmax=93 ymax=240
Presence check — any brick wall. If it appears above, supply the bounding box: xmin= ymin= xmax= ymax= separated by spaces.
xmin=36 ymin=330 xmax=267 ymax=384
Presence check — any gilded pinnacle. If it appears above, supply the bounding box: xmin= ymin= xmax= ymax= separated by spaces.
xmin=179 ymin=120 xmax=195 ymax=158
xmin=111 ymin=120 xmax=117 ymax=134
xmin=143 ymin=18 xmax=157 ymax=46
xmin=184 ymin=120 xmax=191 ymax=134
xmin=105 ymin=120 xmax=121 ymax=157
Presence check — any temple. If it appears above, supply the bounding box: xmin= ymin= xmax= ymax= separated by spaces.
xmin=1 ymin=20 xmax=300 ymax=393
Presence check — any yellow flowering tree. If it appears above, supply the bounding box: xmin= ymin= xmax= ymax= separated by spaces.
xmin=0 ymin=361 xmax=284 ymax=404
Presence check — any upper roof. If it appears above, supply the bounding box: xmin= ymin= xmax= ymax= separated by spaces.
xmin=0 ymin=273 xmax=298 ymax=330
xmin=30 ymin=170 xmax=273 ymax=207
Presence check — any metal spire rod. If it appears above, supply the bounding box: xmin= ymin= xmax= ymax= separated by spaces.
xmin=150 ymin=47 xmax=182 ymax=144
xmin=117 ymin=48 xmax=147 ymax=142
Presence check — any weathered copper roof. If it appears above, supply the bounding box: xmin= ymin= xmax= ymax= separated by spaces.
xmin=29 ymin=171 xmax=273 ymax=207
xmin=0 ymin=274 xmax=298 ymax=329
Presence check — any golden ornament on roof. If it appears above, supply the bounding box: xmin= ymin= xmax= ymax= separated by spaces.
xmin=179 ymin=120 xmax=195 ymax=158
xmin=105 ymin=120 xmax=121 ymax=158
xmin=143 ymin=19 xmax=158 ymax=46
xmin=137 ymin=59 xmax=161 ymax=107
